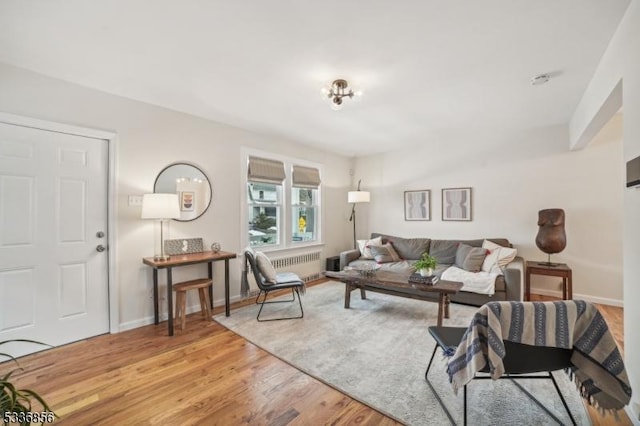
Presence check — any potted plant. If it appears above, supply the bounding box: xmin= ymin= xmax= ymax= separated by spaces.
xmin=1 ymin=340 xmax=56 ymax=424
xmin=414 ymin=253 xmax=437 ymax=277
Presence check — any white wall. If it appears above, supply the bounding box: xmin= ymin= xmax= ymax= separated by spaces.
xmin=354 ymin=120 xmax=624 ymax=305
xmin=0 ymin=62 xmax=354 ymax=330
xmin=570 ymin=0 xmax=640 ymax=420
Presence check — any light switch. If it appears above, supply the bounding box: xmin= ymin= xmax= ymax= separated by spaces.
xmin=128 ymin=195 xmax=143 ymax=206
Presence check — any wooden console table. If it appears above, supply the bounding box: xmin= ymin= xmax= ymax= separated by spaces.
xmin=525 ymin=261 xmax=572 ymax=301
xmin=143 ymin=251 xmax=237 ymax=336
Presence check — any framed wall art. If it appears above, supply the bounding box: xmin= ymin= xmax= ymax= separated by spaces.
xmin=442 ymin=187 xmax=472 ymax=221
xmin=404 ymin=190 xmax=431 ymax=221
xmin=180 ymin=191 xmax=195 ymax=212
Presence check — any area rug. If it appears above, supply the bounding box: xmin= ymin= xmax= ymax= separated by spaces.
xmin=214 ymin=281 xmax=590 ymax=425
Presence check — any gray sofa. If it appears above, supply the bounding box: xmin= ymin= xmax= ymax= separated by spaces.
xmin=339 ymin=232 xmax=524 ymax=306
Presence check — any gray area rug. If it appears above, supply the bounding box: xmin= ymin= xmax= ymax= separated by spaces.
xmin=214 ymin=281 xmax=590 ymax=425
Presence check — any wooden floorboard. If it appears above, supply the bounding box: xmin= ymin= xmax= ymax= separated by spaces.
xmin=0 ymin=282 xmax=628 ymax=425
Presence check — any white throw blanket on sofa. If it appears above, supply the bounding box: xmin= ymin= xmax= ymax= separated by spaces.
xmin=441 ymin=266 xmax=499 ymax=295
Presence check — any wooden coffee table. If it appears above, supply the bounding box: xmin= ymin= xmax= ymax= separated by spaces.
xmin=325 ymin=270 xmax=463 ymax=326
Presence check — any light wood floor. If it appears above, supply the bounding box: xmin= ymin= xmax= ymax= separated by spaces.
xmin=1 ymin=283 xmax=629 ymax=425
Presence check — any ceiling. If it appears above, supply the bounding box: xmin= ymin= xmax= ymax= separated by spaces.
xmin=0 ymin=1 xmax=630 ymax=157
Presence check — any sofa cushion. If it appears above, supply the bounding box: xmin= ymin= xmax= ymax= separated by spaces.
xmin=357 ymin=236 xmax=383 ymax=259
xmin=370 ymin=243 xmax=402 ymax=263
xmin=458 ymin=238 xmax=512 ymax=248
xmin=430 ymin=240 xmax=460 ymax=265
xmin=371 ymin=233 xmax=430 ymax=260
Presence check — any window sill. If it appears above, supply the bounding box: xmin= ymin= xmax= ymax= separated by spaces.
xmin=258 ymin=242 xmax=325 ymax=256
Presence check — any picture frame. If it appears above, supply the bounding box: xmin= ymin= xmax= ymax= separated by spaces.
xmin=442 ymin=187 xmax=472 ymax=221
xmin=180 ymin=191 xmax=195 ymax=212
xmin=404 ymin=190 xmax=431 ymax=221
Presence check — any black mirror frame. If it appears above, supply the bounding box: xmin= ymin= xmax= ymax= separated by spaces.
xmin=153 ymin=162 xmax=212 ymax=222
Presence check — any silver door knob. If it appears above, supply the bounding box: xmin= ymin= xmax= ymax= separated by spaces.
xmin=96 ymin=245 xmax=106 ymax=252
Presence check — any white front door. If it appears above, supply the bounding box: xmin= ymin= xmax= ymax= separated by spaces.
xmin=0 ymin=121 xmax=109 ymax=357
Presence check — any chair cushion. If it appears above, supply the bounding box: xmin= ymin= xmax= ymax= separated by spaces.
xmin=255 ymin=251 xmax=277 ymax=284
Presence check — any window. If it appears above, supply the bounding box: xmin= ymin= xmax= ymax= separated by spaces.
xmin=291 ymin=165 xmax=321 ymax=243
xmin=248 ymin=182 xmax=281 ymax=246
xmin=244 ymin=153 xmax=322 ymax=249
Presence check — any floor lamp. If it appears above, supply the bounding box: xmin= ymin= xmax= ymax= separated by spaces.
xmin=348 ymin=180 xmax=370 ymax=249
xmin=141 ymin=193 xmax=181 ymax=261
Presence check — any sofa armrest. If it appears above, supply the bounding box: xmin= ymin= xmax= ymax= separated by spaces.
xmin=504 ymin=256 xmax=524 ymax=301
xmin=339 ymin=249 xmax=361 ymax=270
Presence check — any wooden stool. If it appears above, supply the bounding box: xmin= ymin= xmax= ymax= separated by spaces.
xmin=173 ymin=278 xmax=213 ymax=330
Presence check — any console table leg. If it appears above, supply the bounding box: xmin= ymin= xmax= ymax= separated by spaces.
xmin=437 ymin=293 xmax=445 ymax=327
xmin=167 ymin=268 xmax=174 ymax=336
xmin=360 ymin=288 xmax=366 ymax=300
xmin=153 ymin=269 xmax=159 ymax=325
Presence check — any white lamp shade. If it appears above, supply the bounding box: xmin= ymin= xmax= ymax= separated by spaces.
xmin=348 ymin=190 xmax=370 ymax=203
xmin=141 ymin=193 xmax=181 ymax=219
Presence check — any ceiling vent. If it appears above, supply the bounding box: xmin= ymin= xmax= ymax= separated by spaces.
xmin=530 ymin=74 xmax=550 ymax=86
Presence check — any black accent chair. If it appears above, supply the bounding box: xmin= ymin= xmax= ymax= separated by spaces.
xmin=244 ymin=250 xmax=304 ymax=322
xmin=425 ymin=326 xmax=577 ymax=426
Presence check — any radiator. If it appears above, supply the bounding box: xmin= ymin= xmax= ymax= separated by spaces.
xmin=271 ymin=251 xmax=322 ymax=283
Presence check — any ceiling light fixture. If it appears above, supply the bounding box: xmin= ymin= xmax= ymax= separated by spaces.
xmin=530 ymin=74 xmax=550 ymax=86
xmin=321 ymin=79 xmax=362 ymax=110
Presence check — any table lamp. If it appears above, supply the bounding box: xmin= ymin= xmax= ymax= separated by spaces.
xmin=348 ymin=180 xmax=370 ymax=249
xmin=141 ymin=193 xmax=181 ymax=261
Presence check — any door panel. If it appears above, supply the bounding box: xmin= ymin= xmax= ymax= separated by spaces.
xmin=0 ymin=268 xmax=35 ymax=331
xmin=1 ymin=175 xmax=35 ymax=246
xmin=0 ymin=121 xmax=109 ymax=357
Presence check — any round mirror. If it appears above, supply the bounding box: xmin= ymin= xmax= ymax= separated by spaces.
xmin=154 ymin=162 xmax=212 ymax=222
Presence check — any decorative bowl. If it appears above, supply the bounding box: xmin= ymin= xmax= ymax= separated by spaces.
xmin=353 ymin=263 xmax=381 ymax=277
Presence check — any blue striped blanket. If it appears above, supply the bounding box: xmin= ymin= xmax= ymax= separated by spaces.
xmin=446 ymin=301 xmax=631 ymax=412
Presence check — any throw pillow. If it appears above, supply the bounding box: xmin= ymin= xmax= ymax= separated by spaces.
xmin=481 ymin=240 xmax=517 ymax=273
xmin=255 ymin=251 xmax=277 ymax=284
xmin=455 ymin=244 xmax=473 ymax=269
xmin=369 ymin=243 xmax=402 ymax=263
xmin=456 ymin=243 xmax=488 ymax=272
xmin=357 ymin=236 xmax=383 ymax=259
xmin=462 ymin=247 xmax=489 ymax=272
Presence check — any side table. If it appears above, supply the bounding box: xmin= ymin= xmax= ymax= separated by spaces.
xmin=525 ymin=261 xmax=572 ymax=301
xmin=142 ymin=250 xmax=237 ymax=336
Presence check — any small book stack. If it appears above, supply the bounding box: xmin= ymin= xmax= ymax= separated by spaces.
xmin=409 ymin=274 xmax=439 ymax=285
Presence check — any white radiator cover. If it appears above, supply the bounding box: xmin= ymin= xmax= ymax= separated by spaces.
xmin=271 ymin=251 xmax=322 ymax=282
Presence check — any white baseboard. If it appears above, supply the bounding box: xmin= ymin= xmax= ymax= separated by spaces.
xmin=627 ymin=400 xmax=640 ymax=425
xmin=118 ymin=294 xmax=244 ymax=332
xmin=531 ymin=287 xmax=623 ymax=307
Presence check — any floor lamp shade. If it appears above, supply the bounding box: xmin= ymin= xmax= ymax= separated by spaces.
xmin=348 ymin=190 xmax=370 ymax=250
xmin=348 ymin=191 xmax=370 ymax=204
